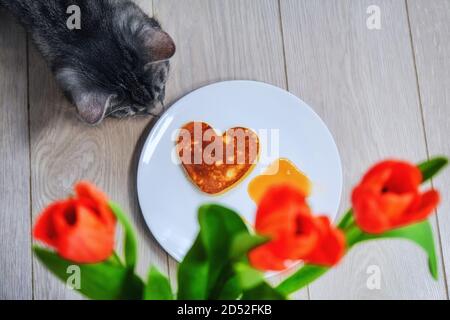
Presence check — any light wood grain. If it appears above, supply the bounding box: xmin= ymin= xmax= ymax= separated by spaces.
xmin=151 ymin=0 xmax=309 ymax=298
xmin=29 ymin=0 xmax=169 ymax=299
xmin=408 ymin=0 xmax=450 ymax=296
xmin=280 ymin=0 xmax=447 ymax=299
xmin=2 ymin=0 xmax=450 ymax=300
xmin=0 ymin=10 xmax=32 ymax=300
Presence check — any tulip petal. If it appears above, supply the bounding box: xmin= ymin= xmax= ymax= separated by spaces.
xmin=379 ymin=192 xmax=416 ymax=221
xmin=33 ymin=182 xmax=117 ymax=264
xmin=352 ymin=160 xmax=439 ymax=234
xmin=385 ymin=162 xmax=422 ymax=193
xmin=303 ymin=217 xmax=346 ymax=266
xmin=75 ymin=182 xmax=116 ymax=228
xmin=75 ymin=181 xmax=108 ymax=204
xmin=56 ymin=203 xmax=115 ymax=263
xmin=361 ymin=161 xmax=422 ymax=193
xmin=249 ymin=243 xmax=288 ymax=271
xmin=401 ymin=190 xmax=440 ymax=226
xmin=250 ymin=184 xmax=345 ymax=271
xmin=33 ymin=201 xmax=72 ymax=247
xmin=255 ymin=185 xmax=311 ymax=234
xmin=352 ymin=188 xmax=392 ymax=234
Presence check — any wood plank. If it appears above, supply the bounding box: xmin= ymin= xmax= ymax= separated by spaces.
xmin=151 ymin=0 xmax=308 ymax=298
xmin=407 ymin=0 xmax=450 ymax=297
xmin=280 ymin=0 xmax=447 ymax=299
xmin=0 ymin=9 xmax=32 ymax=300
xmin=29 ymin=0 xmax=169 ymax=299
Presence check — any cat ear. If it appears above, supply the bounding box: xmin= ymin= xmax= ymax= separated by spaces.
xmin=55 ymin=68 xmax=114 ymax=124
xmin=73 ymin=91 xmax=115 ymax=125
xmin=143 ymin=29 xmax=176 ymax=62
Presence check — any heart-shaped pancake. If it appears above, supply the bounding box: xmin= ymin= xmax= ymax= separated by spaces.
xmin=176 ymin=122 xmax=260 ymax=195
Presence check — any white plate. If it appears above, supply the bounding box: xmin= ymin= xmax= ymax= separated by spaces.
xmin=137 ymin=81 xmax=343 ymax=262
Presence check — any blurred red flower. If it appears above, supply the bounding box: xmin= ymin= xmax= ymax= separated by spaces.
xmin=352 ymin=160 xmax=440 ymax=234
xmin=33 ymin=182 xmax=116 ymax=263
xmin=249 ymin=185 xmax=345 ymax=271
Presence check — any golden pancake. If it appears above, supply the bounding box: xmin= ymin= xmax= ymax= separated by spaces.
xmin=177 ymin=122 xmax=260 ymax=195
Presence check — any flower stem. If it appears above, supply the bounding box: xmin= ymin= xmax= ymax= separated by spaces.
xmin=109 ymin=202 xmax=138 ymax=270
xmin=345 ymin=224 xmax=365 ymax=247
xmin=276 ymin=265 xmax=329 ymax=296
xmin=337 ymin=209 xmax=355 ymax=230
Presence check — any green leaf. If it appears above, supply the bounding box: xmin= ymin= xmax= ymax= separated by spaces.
xmin=230 ymin=233 xmax=269 ymax=261
xmin=198 ymin=204 xmax=249 ymax=262
xmin=34 ymin=246 xmax=144 ymax=300
xmin=276 ymin=265 xmax=329 ymax=296
xmin=178 ymin=204 xmax=284 ymax=300
xmin=234 ymin=263 xmax=265 ymax=291
xmin=121 ymin=270 xmax=146 ymax=300
xmin=177 ymin=236 xmax=209 ymax=299
xmin=144 ymin=266 xmax=173 ymax=300
xmin=217 ymin=275 xmax=242 ymax=300
xmin=178 ymin=204 xmax=254 ymax=300
xmin=418 ymin=157 xmax=448 ymax=183
xmin=198 ymin=204 xmax=250 ymax=298
xmin=241 ymin=282 xmax=286 ymax=300
xmin=109 ymin=202 xmax=138 ymax=270
xmin=347 ymin=220 xmax=439 ymax=279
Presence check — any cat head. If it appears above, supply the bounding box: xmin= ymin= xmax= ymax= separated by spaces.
xmin=54 ymin=2 xmax=175 ymax=124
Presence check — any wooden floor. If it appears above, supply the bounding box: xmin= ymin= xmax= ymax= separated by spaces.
xmin=0 ymin=0 xmax=449 ymax=300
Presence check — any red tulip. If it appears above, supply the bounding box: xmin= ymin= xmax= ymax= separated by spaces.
xmin=33 ymin=182 xmax=116 ymax=263
xmin=249 ymin=185 xmax=345 ymax=271
xmin=352 ymin=160 xmax=440 ymax=234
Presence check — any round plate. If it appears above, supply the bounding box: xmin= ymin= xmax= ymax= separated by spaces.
xmin=137 ymin=81 xmax=343 ymax=262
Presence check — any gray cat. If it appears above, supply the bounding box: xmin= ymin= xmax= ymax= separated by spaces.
xmin=0 ymin=0 xmax=176 ymax=124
